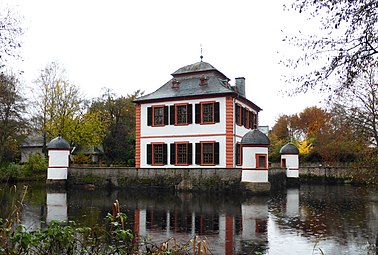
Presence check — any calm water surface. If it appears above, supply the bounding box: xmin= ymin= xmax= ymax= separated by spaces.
xmin=0 ymin=183 xmax=377 ymax=255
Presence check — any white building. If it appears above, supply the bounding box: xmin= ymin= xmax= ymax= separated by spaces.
xmin=134 ymin=60 xmax=262 ymax=169
xmin=47 ymin=136 xmax=70 ymax=182
xmin=280 ymin=143 xmax=300 ymax=178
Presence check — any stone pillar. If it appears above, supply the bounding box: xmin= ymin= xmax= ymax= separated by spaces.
xmin=46 ymin=136 xmax=71 ymax=186
xmin=240 ymin=129 xmax=271 ymax=193
xmin=280 ymin=143 xmax=300 ymax=184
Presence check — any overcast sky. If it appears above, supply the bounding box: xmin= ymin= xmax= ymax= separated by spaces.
xmin=1 ymin=0 xmax=323 ymax=127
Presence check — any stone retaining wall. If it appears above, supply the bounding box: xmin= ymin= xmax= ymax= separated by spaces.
xmin=68 ymin=165 xmax=369 ymax=191
xmin=68 ymin=167 xmax=242 ymax=191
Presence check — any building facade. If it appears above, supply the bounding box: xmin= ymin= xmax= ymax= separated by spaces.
xmin=134 ymin=61 xmax=262 ymax=169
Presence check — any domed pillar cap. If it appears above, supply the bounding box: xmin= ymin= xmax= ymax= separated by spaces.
xmin=241 ymin=129 xmax=270 ymax=145
xmin=279 ymin=143 xmax=299 ymax=154
xmin=47 ymin=135 xmax=70 ymax=149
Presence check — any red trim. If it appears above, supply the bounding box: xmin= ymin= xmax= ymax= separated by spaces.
xmin=242 ymin=144 xmax=269 ymax=148
xmin=141 ymin=133 xmax=225 ymax=139
xmin=135 ymin=92 xmax=262 ymax=112
xmin=134 ymin=208 xmax=140 ymax=240
xmin=135 ymin=104 xmax=141 ymax=168
xmin=256 ymin=154 xmax=268 ymax=169
xmin=281 ymin=158 xmax=287 ymax=168
xmin=171 ymin=80 xmax=180 ymax=88
xmin=252 ymin=112 xmax=257 ymax=128
xmin=245 ymin=108 xmax=250 ymax=129
xmin=242 ymin=168 xmax=268 ymax=171
xmin=236 ymin=142 xmax=242 ymax=166
xmin=200 ymin=141 xmax=215 ymax=166
xmin=174 ymin=103 xmax=189 ymax=126
xmin=236 ymin=103 xmax=242 ymax=126
xmin=174 ymin=141 xmax=189 ymax=166
xmin=152 ymin=105 xmax=165 ymax=127
xmin=136 ymin=93 xmax=232 ymax=104
xmin=151 ymin=142 xmax=165 ymax=166
xmin=225 ymin=97 xmax=234 ymax=168
xmin=225 ymin=215 xmax=234 ymax=255
xmin=199 ymin=77 xmax=207 ymax=86
xmin=200 ymin=101 xmax=215 ymax=124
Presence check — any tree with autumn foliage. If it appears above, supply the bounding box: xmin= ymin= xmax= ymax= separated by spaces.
xmin=90 ymin=89 xmax=143 ymax=166
xmin=270 ymin=105 xmax=372 ymax=163
xmin=32 ymin=62 xmax=109 ymax=148
xmin=269 ymin=115 xmax=291 ymax=162
xmin=314 ymin=104 xmax=366 ymax=163
xmin=269 ymin=107 xmax=330 ymax=161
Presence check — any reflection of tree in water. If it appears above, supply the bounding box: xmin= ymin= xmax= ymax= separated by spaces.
xmin=269 ymin=185 xmax=375 ymax=249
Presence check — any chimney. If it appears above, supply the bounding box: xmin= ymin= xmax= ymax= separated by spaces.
xmin=235 ymin=77 xmax=245 ymax=97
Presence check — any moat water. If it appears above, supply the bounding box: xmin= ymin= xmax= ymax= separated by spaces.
xmin=1 ymin=183 xmax=377 ymax=255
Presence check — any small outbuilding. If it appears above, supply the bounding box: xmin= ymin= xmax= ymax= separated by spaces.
xmin=20 ymin=134 xmax=44 ymax=162
xmin=241 ymin=129 xmax=270 ymax=192
xmin=280 ymin=143 xmax=299 ymax=178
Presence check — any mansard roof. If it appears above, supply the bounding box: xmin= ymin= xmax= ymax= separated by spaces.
xmin=171 ymin=61 xmax=227 ymax=78
xmin=134 ymin=61 xmax=261 ymax=112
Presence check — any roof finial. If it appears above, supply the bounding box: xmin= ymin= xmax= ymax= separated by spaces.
xmin=200 ymin=43 xmax=203 ymax=62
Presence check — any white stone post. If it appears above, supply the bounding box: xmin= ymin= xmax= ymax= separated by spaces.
xmin=240 ymin=129 xmax=271 ymax=193
xmin=46 ymin=136 xmax=71 ymax=185
xmin=280 ymin=143 xmax=300 ymax=179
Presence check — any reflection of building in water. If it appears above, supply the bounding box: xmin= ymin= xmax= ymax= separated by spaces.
xmin=131 ymin=196 xmax=268 ymax=255
xmin=46 ymin=192 xmax=68 ymax=223
xmin=238 ymin=197 xmax=269 ymax=254
xmin=286 ymin=188 xmax=300 ymax=217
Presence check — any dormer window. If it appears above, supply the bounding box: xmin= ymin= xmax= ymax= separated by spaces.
xmin=199 ymin=77 xmax=207 ymax=86
xmin=172 ymin=79 xmax=180 ymax=88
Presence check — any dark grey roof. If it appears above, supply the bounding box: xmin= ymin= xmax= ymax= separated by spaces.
xmin=47 ymin=136 xmax=70 ymax=149
xmin=134 ymin=61 xmax=234 ymax=102
xmin=134 ymin=61 xmax=262 ymax=112
xmin=172 ymin=61 xmax=219 ymax=76
xmin=135 ymin=74 xmax=234 ymax=102
xmin=280 ymin=143 xmax=299 ymax=154
xmin=22 ymin=134 xmax=44 ymax=147
xmin=241 ymin=129 xmax=270 ymax=145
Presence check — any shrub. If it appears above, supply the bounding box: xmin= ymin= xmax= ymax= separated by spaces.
xmin=0 ymin=163 xmax=22 ymax=181
xmin=72 ymin=153 xmax=92 ymax=164
xmin=20 ymin=153 xmax=47 ymax=176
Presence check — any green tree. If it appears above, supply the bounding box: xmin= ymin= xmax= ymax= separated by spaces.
xmin=0 ymin=74 xmax=27 ymax=164
xmin=91 ymin=89 xmax=143 ymax=165
xmin=33 ymin=62 xmax=108 ymax=147
xmin=286 ymin=0 xmax=378 ymax=95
